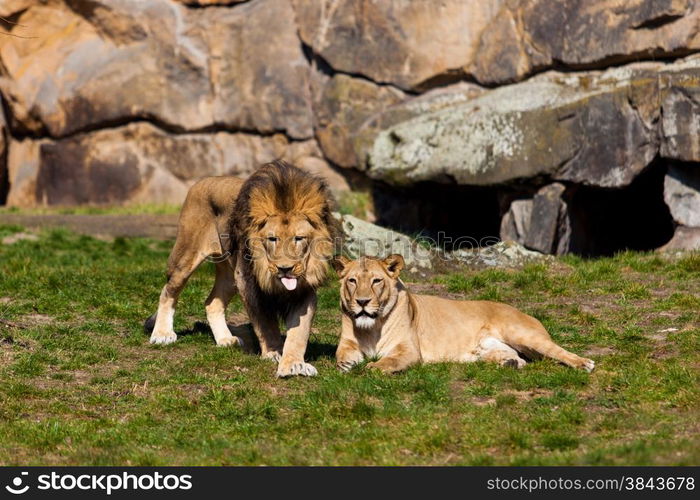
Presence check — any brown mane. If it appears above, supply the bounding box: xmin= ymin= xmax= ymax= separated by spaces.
xmin=231 ymin=160 xmax=341 ymax=295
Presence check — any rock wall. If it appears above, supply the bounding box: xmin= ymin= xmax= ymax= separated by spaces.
xmin=1 ymin=0 xmax=700 ymax=252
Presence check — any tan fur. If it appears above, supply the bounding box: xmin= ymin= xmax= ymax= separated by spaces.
xmin=333 ymin=255 xmax=596 ymax=374
xmin=146 ymin=161 xmax=338 ymax=377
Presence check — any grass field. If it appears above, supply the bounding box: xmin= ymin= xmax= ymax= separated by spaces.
xmin=0 ymin=224 xmax=698 ymax=465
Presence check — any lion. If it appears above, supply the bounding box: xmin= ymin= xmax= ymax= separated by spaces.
xmin=332 ymin=254 xmax=595 ymax=374
xmin=145 ymin=160 xmax=339 ymax=377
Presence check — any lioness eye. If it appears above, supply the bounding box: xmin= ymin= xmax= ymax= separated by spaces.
xmin=372 ymin=278 xmax=383 ymax=284
xmin=267 ymin=236 xmax=278 ymax=243
xmin=348 ymin=278 xmax=356 ymax=284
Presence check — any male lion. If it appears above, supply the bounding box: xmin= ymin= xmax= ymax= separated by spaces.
xmin=145 ymin=161 xmax=339 ymax=377
xmin=332 ymin=254 xmax=595 ymax=374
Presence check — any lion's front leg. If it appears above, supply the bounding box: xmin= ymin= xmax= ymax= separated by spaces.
xmin=366 ymin=343 xmax=420 ymax=374
xmin=277 ymin=293 xmax=318 ymax=378
xmin=235 ymin=269 xmax=283 ymax=361
xmin=336 ymin=316 xmax=364 ymax=372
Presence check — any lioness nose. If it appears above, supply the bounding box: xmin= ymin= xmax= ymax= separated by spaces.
xmin=356 ymin=298 xmax=370 ymax=307
xmin=277 ymin=266 xmax=293 ymax=274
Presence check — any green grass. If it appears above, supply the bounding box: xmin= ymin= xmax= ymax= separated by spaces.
xmin=0 ymin=204 xmax=182 ymax=216
xmin=0 ymin=225 xmax=698 ymax=465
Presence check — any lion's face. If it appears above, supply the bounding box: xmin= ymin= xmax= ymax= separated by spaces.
xmin=235 ymin=161 xmax=340 ymax=295
xmin=248 ymin=214 xmax=319 ymax=291
xmin=333 ymin=254 xmax=405 ymax=329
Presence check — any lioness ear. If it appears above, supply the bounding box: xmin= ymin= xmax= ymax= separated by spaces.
xmin=383 ymin=254 xmax=405 ymax=278
xmin=331 ymin=255 xmax=351 ymax=277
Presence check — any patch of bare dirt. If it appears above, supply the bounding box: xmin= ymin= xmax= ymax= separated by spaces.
xmin=1 ymin=232 xmax=39 ymax=245
xmin=584 ymin=346 xmax=616 ymax=357
xmin=0 ymin=214 xmax=178 ymax=240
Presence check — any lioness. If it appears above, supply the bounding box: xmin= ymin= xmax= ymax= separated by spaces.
xmin=333 ymin=255 xmax=595 ymax=374
xmin=145 ymin=161 xmax=339 ymax=377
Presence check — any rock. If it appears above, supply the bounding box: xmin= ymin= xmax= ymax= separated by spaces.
xmin=0 ymin=0 xmax=313 ymax=139
xmin=361 ymin=61 xmax=662 ymax=188
xmin=500 ymin=184 xmax=572 ymax=255
xmin=295 ymin=0 xmax=505 ymax=90
xmin=5 ymin=122 xmax=341 ymax=207
xmin=473 ymin=0 xmax=700 ymax=85
xmin=314 ymin=74 xmax=405 ymax=167
xmin=524 ymin=183 xmax=569 ymax=254
xmin=499 ymin=198 xmax=533 ymax=244
xmin=664 ymin=164 xmax=700 ymax=227
xmin=354 ymin=82 xmax=485 ymax=171
xmin=660 ymin=57 xmax=700 ymax=161
xmin=660 ymin=226 xmax=700 ymax=251
xmin=447 ymin=241 xmax=549 ymax=268
xmin=295 ymin=0 xmax=700 ymax=89
xmin=335 ymin=213 xmax=433 ymax=269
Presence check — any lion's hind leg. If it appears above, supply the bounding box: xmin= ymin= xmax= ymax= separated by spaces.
xmin=205 ymin=261 xmax=243 ymax=348
xmin=148 ymin=230 xmax=214 ymax=345
xmin=525 ymin=337 xmax=595 ymax=372
xmin=508 ymin=326 xmax=595 ymax=372
xmin=476 ymin=337 xmax=527 ymax=369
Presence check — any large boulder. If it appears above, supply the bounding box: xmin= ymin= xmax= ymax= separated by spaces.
xmin=294 ymin=0 xmax=700 ymax=90
xmin=0 ymin=0 xmax=313 ymax=139
xmin=664 ymin=164 xmax=700 ymax=227
xmin=295 ymin=0 xmax=505 ymax=91
xmin=313 ymin=74 xmax=405 ymax=168
xmin=660 ymin=57 xmax=700 ymax=161
xmin=336 ymin=213 xmax=433 ymax=269
xmin=5 ymin=122 xmax=342 ymax=207
xmin=474 ymin=0 xmax=700 ymax=84
xmin=359 ymin=61 xmax=665 ymax=188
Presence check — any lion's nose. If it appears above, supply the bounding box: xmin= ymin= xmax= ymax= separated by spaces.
xmin=356 ymin=298 xmax=370 ymax=307
xmin=277 ymin=266 xmax=293 ymax=275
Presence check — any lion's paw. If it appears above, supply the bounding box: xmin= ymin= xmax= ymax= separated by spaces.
xmin=216 ymin=335 xmax=243 ymax=348
xmin=337 ymin=360 xmax=358 ymax=373
xmin=262 ymin=351 xmax=282 ymax=363
xmin=277 ymin=361 xmax=318 ymax=378
xmin=149 ymin=332 xmax=177 ymax=345
xmin=501 ymin=357 xmax=526 ymax=369
xmin=580 ymin=358 xmax=595 ymax=373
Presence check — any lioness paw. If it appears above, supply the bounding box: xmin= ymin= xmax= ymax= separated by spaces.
xmin=580 ymin=358 xmax=595 ymax=373
xmin=216 ymin=335 xmax=243 ymax=348
xmin=277 ymin=361 xmax=318 ymax=378
xmin=501 ymin=357 xmax=526 ymax=369
xmin=149 ymin=332 xmax=177 ymax=345
xmin=262 ymin=351 xmax=282 ymax=363
xmin=337 ymin=360 xmax=358 ymax=372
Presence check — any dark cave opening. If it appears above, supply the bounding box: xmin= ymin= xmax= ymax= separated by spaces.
xmin=371 ymin=181 xmax=502 ymax=251
xmin=370 ymin=159 xmax=676 ymax=257
xmin=566 ymin=160 xmax=676 ymax=256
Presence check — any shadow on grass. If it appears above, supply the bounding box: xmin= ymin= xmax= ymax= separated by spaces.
xmin=176 ymin=321 xmax=336 ymax=360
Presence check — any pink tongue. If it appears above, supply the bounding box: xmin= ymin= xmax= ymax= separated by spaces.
xmin=281 ymin=277 xmax=298 ymax=291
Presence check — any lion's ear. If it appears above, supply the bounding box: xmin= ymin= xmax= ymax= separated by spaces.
xmin=331 ymin=255 xmax=351 ymax=276
xmin=383 ymin=254 xmax=405 ymax=278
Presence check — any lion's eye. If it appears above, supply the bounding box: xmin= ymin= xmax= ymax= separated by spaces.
xmin=294 ymin=236 xmax=306 ymax=242
xmin=372 ymin=278 xmax=383 ymax=285
xmin=348 ymin=278 xmax=357 ymax=284
xmin=267 ymin=236 xmax=279 ymax=243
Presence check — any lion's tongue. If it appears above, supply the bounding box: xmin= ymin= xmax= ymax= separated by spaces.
xmin=281 ymin=277 xmax=297 ymax=291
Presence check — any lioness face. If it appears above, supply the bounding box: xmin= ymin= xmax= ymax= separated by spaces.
xmin=333 ymin=254 xmax=405 ymax=329
xmin=250 ymin=214 xmax=315 ymax=291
